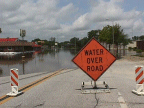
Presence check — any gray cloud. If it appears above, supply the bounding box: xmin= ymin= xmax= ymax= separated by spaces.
xmin=0 ymin=0 xmax=144 ymax=42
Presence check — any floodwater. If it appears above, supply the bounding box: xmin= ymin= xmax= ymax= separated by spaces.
xmin=0 ymin=49 xmax=77 ymax=77
xmin=0 ymin=49 xmax=136 ymax=77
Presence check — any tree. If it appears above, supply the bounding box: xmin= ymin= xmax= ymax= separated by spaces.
xmin=139 ymin=35 xmax=144 ymax=40
xmin=132 ymin=36 xmax=139 ymax=41
xmin=31 ymin=38 xmax=41 ymax=42
xmin=31 ymin=38 xmax=42 ymax=45
xmin=70 ymin=37 xmax=79 ymax=44
xmin=99 ymin=25 xmax=113 ymax=51
xmin=79 ymin=37 xmax=88 ymax=48
xmin=112 ymin=24 xmax=130 ymax=56
xmin=87 ymin=30 xmax=100 ymax=40
xmin=70 ymin=37 xmax=79 ymax=48
xmin=117 ymin=34 xmax=131 ymax=56
xmin=99 ymin=24 xmax=130 ymax=57
xmin=60 ymin=41 xmax=70 ymax=48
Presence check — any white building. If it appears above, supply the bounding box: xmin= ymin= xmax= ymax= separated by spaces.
xmin=126 ymin=41 xmax=136 ymax=49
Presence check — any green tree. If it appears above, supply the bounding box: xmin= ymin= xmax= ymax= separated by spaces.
xmin=48 ymin=41 xmax=55 ymax=47
xmin=132 ymin=36 xmax=139 ymax=41
xmin=70 ymin=37 xmax=79 ymax=48
xmin=88 ymin=30 xmax=100 ymax=40
xmin=43 ymin=39 xmax=49 ymax=45
xmin=99 ymin=24 xmax=130 ymax=57
xmin=99 ymin=25 xmax=113 ymax=50
xmin=31 ymin=38 xmax=41 ymax=45
xmin=118 ymin=34 xmax=132 ymax=56
xmin=114 ymin=24 xmax=125 ymax=45
xmin=79 ymin=37 xmax=88 ymax=48
xmin=31 ymin=38 xmax=41 ymax=42
xmin=139 ymin=35 xmax=144 ymax=40
xmin=70 ymin=37 xmax=79 ymax=44
xmin=59 ymin=41 xmax=70 ymax=48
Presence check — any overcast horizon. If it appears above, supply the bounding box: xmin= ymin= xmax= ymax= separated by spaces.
xmin=0 ymin=0 xmax=144 ymax=42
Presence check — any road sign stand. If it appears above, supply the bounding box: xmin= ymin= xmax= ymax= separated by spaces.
xmin=72 ymin=37 xmax=116 ymax=94
xmin=7 ymin=86 xmax=22 ymax=96
xmin=132 ymin=84 xmax=144 ymax=96
xmin=81 ymin=81 xmax=110 ymax=94
xmin=6 ymin=68 xmax=23 ymax=97
xmin=132 ymin=66 xmax=144 ymax=96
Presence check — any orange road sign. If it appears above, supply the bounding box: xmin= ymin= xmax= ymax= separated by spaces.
xmin=72 ymin=37 xmax=116 ymax=81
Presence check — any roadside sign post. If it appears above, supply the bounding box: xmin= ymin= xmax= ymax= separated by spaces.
xmin=72 ymin=37 xmax=116 ymax=94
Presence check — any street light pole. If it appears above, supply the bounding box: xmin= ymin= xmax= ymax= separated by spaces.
xmin=112 ymin=21 xmax=115 ymax=55
xmin=20 ymin=29 xmax=26 ymax=55
xmin=106 ymin=19 xmax=114 ymax=55
xmin=0 ymin=28 xmax=2 ymax=34
xmin=20 ymin=29 xmax=26 ymax=74
xmin=75 ymin=37 xmax=76 ymax=54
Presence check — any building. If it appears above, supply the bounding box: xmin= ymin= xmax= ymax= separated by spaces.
xmin=32 ymin=42 xmax=42 ymax=51
xmin=0 ymin=38 xmax=42 ymax=55
xmin=136 ymin=40 xmax=144 ymax=50
xmin=126 ymin=41 xmax=136 ymax=49
xmin=0 ymin=38 xmax=19 ymax=42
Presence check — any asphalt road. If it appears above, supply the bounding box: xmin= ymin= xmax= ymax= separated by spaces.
xmin=0 ymin=59 xmax=144 ymax=108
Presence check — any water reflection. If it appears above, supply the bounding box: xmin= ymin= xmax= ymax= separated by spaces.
xmin=0 ymin=52 xmax=34 ymax=65
xmin=0 ymin=67 xmax=2 ymax=76
xmin=0 ymin=49 xmax=137 ymax=77
xmin=0 ymin=49 xmax=76 ymax=77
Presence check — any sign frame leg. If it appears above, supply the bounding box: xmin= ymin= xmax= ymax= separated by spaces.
xmin=81 ymin=81 xmax=110 ymax=94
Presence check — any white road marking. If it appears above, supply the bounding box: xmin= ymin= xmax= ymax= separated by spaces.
xmin=118 ymin=92 xmax=128 ymax=108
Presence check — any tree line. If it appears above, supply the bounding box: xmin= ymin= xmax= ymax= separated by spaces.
xmin=131 ymin=35 xmax=144 ymax=41
xmin=60 ymin=24 xmax=132 ymax=51
xmin=32 ymin=24 xmax=144 ymax=54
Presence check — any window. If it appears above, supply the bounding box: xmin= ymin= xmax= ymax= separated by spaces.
xmin=8 ymin=46 xmax=12 ymax=50
xmin=0 ymin=47 xmax=3 ymax=51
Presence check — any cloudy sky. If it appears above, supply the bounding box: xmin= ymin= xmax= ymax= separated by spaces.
xmin=0 ymin=0 xmax=144 ymax=42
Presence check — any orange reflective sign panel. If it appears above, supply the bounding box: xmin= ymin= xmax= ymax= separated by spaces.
xmin=72 ymin=37 xmax=116 ymax=81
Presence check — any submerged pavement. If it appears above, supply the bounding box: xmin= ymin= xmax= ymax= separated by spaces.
xmin=0 ymin=59 xmax=144 ymax=108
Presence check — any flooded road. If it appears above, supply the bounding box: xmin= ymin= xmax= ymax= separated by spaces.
xmin=0 ymin=49 xmax=77 ymax=77
xmin=0 ymin=48 xmax=136 ymax=77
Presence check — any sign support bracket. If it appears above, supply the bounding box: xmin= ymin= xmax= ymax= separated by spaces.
xmin=81 ymin=81 xmax=110 ymax=94
xmin=93 ymin=81 xmax=97 ymax=89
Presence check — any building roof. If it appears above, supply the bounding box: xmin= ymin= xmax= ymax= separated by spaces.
xmin=0 ymin=41 xmax=33 ymax=46
xmin=0 ymin=39 xmax=42 ymax=47
xmin=0 ymin=38 xmax=18 ymax=42
xmin=32 ymin=42 xmax=42 ymax=47
xmin=32 ymin=44 xmax=42 ymax=47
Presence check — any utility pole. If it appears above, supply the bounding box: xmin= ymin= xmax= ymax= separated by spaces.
xmin=20 ymin=29 xmax=26 ymax=55
xmin=75 ymin=37 xmax=76 ymax=54
xmin=112 ymin=21 xmax=114 ymax=56
xmin=0 ymin=28 xmax=2 ymax=34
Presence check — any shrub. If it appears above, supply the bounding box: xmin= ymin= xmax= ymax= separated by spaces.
xmin=136 ymin=49 xmax=143 ymax=53
xmin=133 ymin=47 xmax=137 ymax=51
xmin=128 ymin=47 xmax=132 ymax=51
